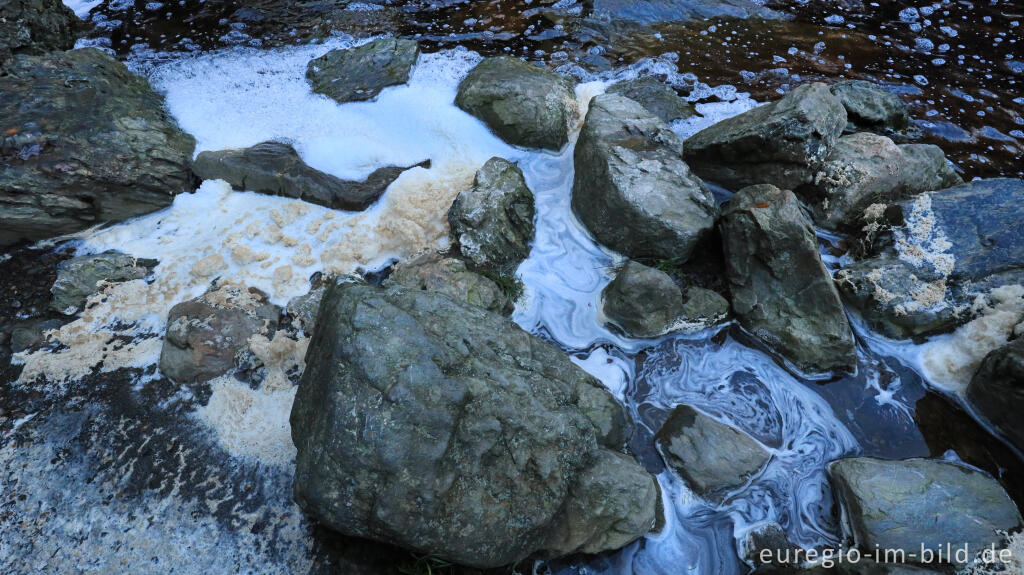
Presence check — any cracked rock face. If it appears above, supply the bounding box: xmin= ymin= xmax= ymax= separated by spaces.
xmin=291 ymin=280 xmax=659 ymax=568
xmin=572 ymin=93 xmax=718 ymax=261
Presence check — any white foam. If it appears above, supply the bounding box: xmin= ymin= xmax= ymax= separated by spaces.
xmin=62 ymin=0 xmax=103 ymax=18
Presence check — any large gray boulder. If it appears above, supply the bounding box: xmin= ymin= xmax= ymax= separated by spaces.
xmin=683 ymin=82 xmax=847 ymax=191
xmin=193 ymin=141 xmax=425 ymax=211
xmin=967 ymin=338 xmax=1024 ymax=452
xmin=0 ymin=0 xmax=77 ymax=69
xmin=830 ymin=80 xmax=911 ymax=133
xmin=448 ymin=157 xmax=535 ymax=271
xmin=606 ymin=77 xmax=696 ymax=124
xmin=804 ymin=133 xmax=961 ymax=230
xmin=836 ymin=178 xmax=1024 ymax=339
xmin=50 ymin=251 xmax=158 ymax=315
xmin=655 ymin=405 xmax=770 ymax=497
xmin=306 ymin=37 xmax=419 ymax=104
xmin=0 ymin=49 xmax=195 ymax=248
xmin=159 ymin=285 xmax=280 ymax=384
xmin=290 ymin=280 xmax=659 ymax=568
xmin=455 ymin=56 xmax=578 ymax=151
xmin=720 ymin=184 xmax=856 ymax=375
xmin=572 ymin=93 xmax=718 ymax=261
xmin=828 ymin=458 xmax=1022 ymax=561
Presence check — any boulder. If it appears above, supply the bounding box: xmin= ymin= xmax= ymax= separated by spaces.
xmin=828 ymin=457 xmax=1022 ymax=561
xmin=606 ymin=77 xmax=696 ymax=124
xmin=448 ymin=157 xmax=535 ymax=271
xmin=836 ymin=178 xmax=1024 ymax=339
xmin=0 ymin=49 xmax=195 ymax=248
xmin=306 ymin=37 xmax=419 ymax=104
xmin=683 ymin=82 xmax=847 ymax=191
xmin=967 ymin=338 xmax=1024 ymax=452
xmin=830 ymin=80 xmax=910 ymax=133
xmin=802 ymin=133 xmax=961 ymax=230
xmin=388 ymin=252 xmax=511 ymax=313
xmin=720 ymin=184 xmax=856 ymax=375
xmin=681 ymin=287 xmax=731 ymax=329
xmin=0 ymin=0 xmax=77 ymax=69
xmin=159 ymin=285 xmax=280 ymax=384
xmin=572 ymin=93 xmax=718 ymax=261
xmin=655 ymin=405 xmax=770 ymax=497
xmin=193 ymin=141 xmax=425 ymax=211
xmin=50 ymin=250 xmax=158 ymax=315
xmin=291 ymin=280 xmax=659 ymax=568
xmin=601 ymin=260 xmax=686 ymax=338
xmin=455 ymin=56 xmax=578 ymax=151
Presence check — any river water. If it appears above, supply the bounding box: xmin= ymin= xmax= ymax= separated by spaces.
xmin=3 ymin=1 xmax=1023 ymax=574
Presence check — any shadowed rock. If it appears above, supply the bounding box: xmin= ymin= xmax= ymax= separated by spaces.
xmin=967 ymin=338 xmax=1024 ymax=452
xmin=192 ymin=141 xmax=427 ymax=211
xmin=720 ymin=184 xmax=856 ymax=376
xmin=291 ymin=280 xmax=659 ymax=568
xmin=572 ymin=93 xmax=717 ymax=261
xmin=306 ymin=37 xmax=419 ymax=104
xmin=0 ymin=49 xmax=195 ymax=247
xmin=455 ymin=56 xmax=578 ymax=151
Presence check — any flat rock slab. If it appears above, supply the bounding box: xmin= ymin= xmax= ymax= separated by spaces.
xmin=720 ymin=184 xmax=856 ymax=376
xmin=455 ymin=56 xmax=578 ymax=151
xmin=0 ymin=49 xmax=195 ymax=247
xmin=589 ymin=0 xmax=784 ymax=24
xmin=291 ymin=280 xmax=659 ymax=568
xmin=572 ymin=93 xmax=717 ymax=261
xmin=193 ymin=141 xmax=427 ymax=211
xmin=828 ymin=457 xmax=1022 ymax=560
xmin=306 ymin=37 xmax=419 ymax=103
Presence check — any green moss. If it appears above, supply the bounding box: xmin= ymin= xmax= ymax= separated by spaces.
xmin=479 ymin=269 xmax=524 ymax=303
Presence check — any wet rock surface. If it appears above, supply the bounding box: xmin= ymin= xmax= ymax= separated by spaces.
xmin=801 ymin=132 xmax=961 ymax=230
xmin=830 ymin=80 xmax=911 ymax=134
xmin=601 ymin=260 xmax=686 ymax=339
xmin=606 ymin=77 xmax=696 ymax=124
xmin=448 ymin=157 xmax=535 ymax=271
xmin=572 ymin=93 xmax=717 ymax=261
xmin=193 ymin=141 xmax=425 ymax=211
xmin=587 ymin=0 xmax=784 ymax=25
xmin=720 ymin=184 xmax=856 ymax=376
xmin=968 ymin=338 xmax=1024 ymax=453
xmin=455 ymin=56 xmax=577 ymax=151
xmin=828 ymin=457 xmax=1022 ymax=560
xmin=306 ymin=37 xmax=419 ymax=104
xmin=684 ymin=82 xmax=847 ymax=191
xmin=836 ymin=178 xmax=1024 ymax=339
xmin=291 ymin=280 xmax=659 ymax=568
xmin=50 ymin=250 xmax=158 ymax=315
xmin=159 ymin=285 xmax=280 ymax=384
xmin=656 ymin=405 xmax=770 ymax=497
xmin=0 ymin=48 xmax=195 ymax=248
xmin=0 ymin=0 xmax=77 ymax=69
